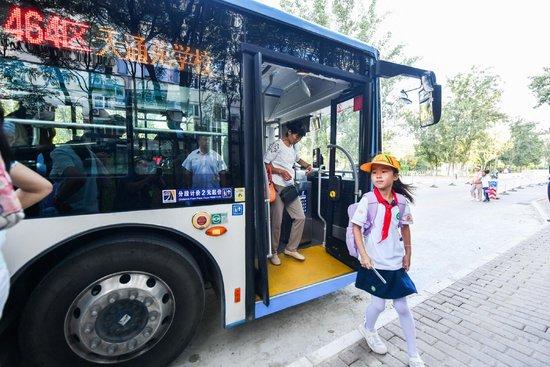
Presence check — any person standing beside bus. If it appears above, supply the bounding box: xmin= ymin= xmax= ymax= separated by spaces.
xmin=264 ymin=122 xmax=312 ymax=266
xmin=0 ymin=106 xmax=52 ymax=318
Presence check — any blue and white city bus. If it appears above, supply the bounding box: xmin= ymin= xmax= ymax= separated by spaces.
xmin=0 ymin=0 xmax=441 ymax=365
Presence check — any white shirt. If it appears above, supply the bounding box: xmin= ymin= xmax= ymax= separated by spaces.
xmin=351 ymin=196 xmax=413 ymax=270
xmin=182 ymin=149 xmax=227 ymax=189
xmin=481 ymin=174 xmax=490 ymax=187
xmin=263 ymin=139 xmax=300 ymax=187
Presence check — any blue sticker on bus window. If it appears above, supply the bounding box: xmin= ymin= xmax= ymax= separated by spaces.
xmin=232 ymin=204 xmax=244 ymax=216
xmin=174 ymin=187 xmax=233 ymax=202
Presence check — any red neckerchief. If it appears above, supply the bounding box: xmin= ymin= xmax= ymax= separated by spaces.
xmin=373 ymin=187 xmax=397 ymax=243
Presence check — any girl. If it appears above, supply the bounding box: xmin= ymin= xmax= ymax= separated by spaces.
xmin=351 ymin=153 xmax=424 ymax=367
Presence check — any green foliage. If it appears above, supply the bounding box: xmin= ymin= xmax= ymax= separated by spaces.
xmin=542 ymin=136 xmax=550 ymax=167
xmin=469 ymin=132 xmax=506 ymax=169
xmin=406 ymin=67 xmax=505 ymax=172
xmin=500 ymin=120 xmax=544 ymax=168
xmin=529 ymin=67 xmax=550 ymax=107
xmin=408 ymin=113 xmax=446 ymax=170
xmin=442 ymin=67 xmax=504 ymax=165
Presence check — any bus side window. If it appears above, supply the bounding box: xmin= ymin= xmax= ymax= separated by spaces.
xmin=0 ymin=59 xmax=129 ymax=218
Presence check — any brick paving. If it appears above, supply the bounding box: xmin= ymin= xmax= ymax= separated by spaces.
xmin=320 ymin=227 xmax=550 ymax=367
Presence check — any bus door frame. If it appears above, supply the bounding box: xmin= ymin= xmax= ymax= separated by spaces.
xmin=324 ymin=87 xmax=368 ymax=267
xmin=241 ymin=43 xmax=370 ymax=318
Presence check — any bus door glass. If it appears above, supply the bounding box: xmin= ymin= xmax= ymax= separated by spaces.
xmin=325 ymin=93 xmax=364 ymax=267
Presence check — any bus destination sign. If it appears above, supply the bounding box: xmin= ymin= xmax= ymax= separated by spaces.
xmin=2 ymin=5 xmax=212 ymax=75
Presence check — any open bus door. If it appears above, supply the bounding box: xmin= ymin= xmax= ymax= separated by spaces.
xmin=243 ymin=50 xmax=271 ymax=310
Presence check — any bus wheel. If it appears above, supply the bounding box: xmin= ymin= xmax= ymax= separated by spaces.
xmin=18 ymin=238 xmax=205 ymax=367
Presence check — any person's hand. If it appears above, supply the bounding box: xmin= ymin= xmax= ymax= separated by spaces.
xmin=403 ymin=253 xmax=411 ymax=271
xmin=305 ymin=165 xmax=313 ymax=176
xmin=279 ymin=169 xmax=292 ymax=181
xmin=359 ymin=254 xmax=374 ymax=269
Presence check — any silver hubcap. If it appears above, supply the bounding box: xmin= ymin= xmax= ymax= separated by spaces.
xmin=64 ymin=272 xmax=175 ymax=363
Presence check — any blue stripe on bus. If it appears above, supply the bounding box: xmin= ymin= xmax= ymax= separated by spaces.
xmin=254 ymin=272 xmax=357 ymax=319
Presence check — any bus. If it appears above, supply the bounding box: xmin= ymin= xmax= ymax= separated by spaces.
xmin=0 ymin=0 xmax=441 ymax=365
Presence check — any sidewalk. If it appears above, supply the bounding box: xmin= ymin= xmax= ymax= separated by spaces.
xmin=304 ymin=226 xmax=550 ymax=367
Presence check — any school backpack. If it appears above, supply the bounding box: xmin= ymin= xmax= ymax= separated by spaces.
xmin=345 ymin=191 xmax=406 ymax=258
xmin=0 ymin=156 xmax=24 ymax=230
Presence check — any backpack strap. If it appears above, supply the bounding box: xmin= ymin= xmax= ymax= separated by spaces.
xmin=363 ymin=191 xmax=378 ymax=233
xmin=395 ymin=193 xmax=407 ymax=228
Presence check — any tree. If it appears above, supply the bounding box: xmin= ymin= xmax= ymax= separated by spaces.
xmin=469 ymin=130 xmax=507 ymax=170
xmin=500 ymin=120 xmax=544 ymax=169
xmin=438 ymin=67 xmax=504 ymax=173
xmin=529 ymin=67 xmax=550 ymax=107
xmin=413 ymin=121 xmax=446 ymax=173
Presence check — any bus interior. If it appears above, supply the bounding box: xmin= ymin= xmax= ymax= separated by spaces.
xmin=261 ymin=61 xmax=361 ymax=297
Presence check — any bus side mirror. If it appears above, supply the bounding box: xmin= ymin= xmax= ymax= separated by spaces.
xmin=418 ymin=76 xmax=441 ymax=127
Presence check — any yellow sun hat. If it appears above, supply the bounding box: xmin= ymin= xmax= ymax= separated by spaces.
xmin=360 ymin=153 xmax=401 ymax=172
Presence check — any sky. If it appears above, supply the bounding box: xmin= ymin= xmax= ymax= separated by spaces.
xmin=258 ymin=0 xmax=550 ymax=130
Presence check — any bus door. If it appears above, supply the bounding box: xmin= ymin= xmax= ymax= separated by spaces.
xmin=243 ymin=50 xmax=271 ymax=308
xmin=323 ymin=91 xmax=365 ymax=269
xmin=243 ymin=44 xmax=372 ymax=308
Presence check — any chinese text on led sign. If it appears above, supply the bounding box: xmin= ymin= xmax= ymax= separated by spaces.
xmin=2 ymin=6 xmax=212 ymax=75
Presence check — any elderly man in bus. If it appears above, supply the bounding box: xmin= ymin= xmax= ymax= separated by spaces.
xmin=182 ymin=135 xmax=227 ymax=190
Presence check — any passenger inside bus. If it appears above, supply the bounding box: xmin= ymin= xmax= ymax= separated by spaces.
xmin=44 ymin=133 xmax=105 ymax=216
xmin=182 ymin=135 xmax=227 ymax=190
xmin=264 ymin=121 xmax=312 ymax=265
xmin=114 ymin=158 xmax=164 ymax=211
xmin=3 ymin=106 xmax=30 ymax=147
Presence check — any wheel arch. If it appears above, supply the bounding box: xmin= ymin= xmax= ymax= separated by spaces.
xmin=1 ymin=224 xmax=225 ymax=334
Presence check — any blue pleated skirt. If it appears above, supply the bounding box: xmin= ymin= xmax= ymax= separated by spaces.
xmin=355 ymin=268 xmax=417 ymax=299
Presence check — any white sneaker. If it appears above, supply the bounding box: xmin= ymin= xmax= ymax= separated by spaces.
xmin=270 ymin=254 xmax=281 ymax=266
xmin=357 ymin=323 xmax=387 ymax=354
xmin=408 ymin=355 xmax=425 ymax=367
xmin=283 ymin=249 xmax=305 ymax=261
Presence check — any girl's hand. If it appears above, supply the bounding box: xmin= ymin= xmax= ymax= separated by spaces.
xmin=360 ymin=255 xmax=374 ymax=269
xmin=403 ymin=254 xmax=411 ymax=271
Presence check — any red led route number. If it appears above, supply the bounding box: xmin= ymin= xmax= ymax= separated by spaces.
xmin=2 ymin=6 xmax=90 ymax=52
xmin=2 ymin=5 xmax=212 ymax=75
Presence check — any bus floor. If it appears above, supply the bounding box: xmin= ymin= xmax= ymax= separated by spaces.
xmin=267 ymin=244 xmax=353 ymax=297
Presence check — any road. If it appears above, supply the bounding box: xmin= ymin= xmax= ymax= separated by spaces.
xmin=172 ymin=172 xmax=549 ymax=367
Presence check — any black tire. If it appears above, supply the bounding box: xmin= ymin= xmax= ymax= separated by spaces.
xmin=18 ymin=235 xmax=205 ymax=367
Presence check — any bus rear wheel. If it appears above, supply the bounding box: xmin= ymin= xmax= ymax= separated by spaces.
xmin=18 ymin=237 xmax=205 ymax=367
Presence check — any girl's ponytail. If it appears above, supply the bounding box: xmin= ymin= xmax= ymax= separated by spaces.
xmin=393 ymin=177 xmax=415 ymax=203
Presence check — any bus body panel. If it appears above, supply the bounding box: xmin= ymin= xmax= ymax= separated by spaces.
xmin=4 ymin=204 xmax=247 ymax=326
